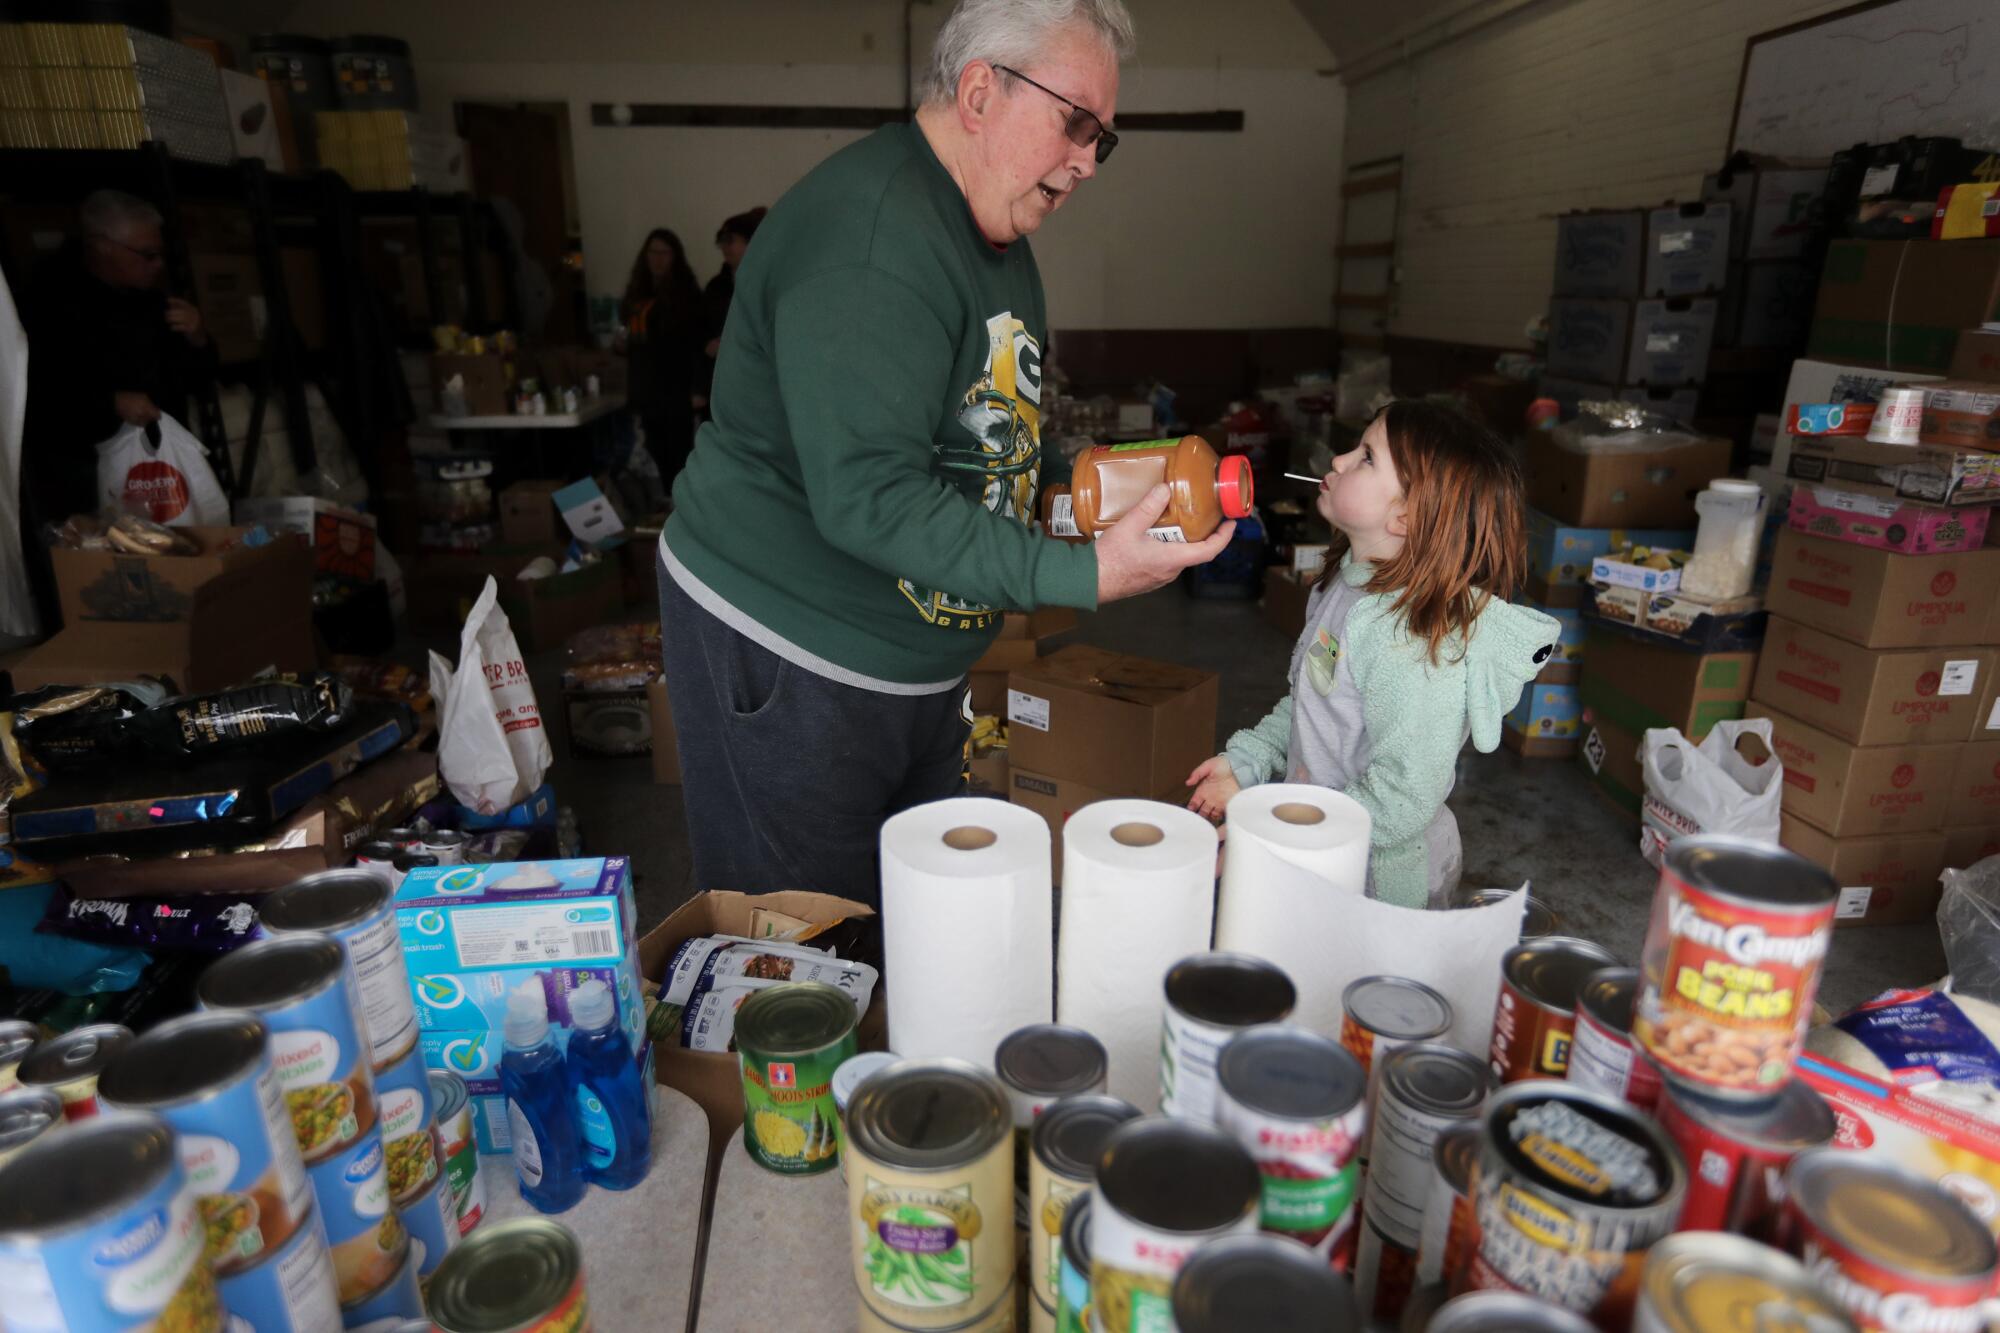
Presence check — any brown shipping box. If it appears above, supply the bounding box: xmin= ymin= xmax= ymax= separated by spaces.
xmin=1980 ymin=668 xmax=2000 ymax=740
xmin=1264 ymin=566 xmax=1312 ymax=640
xmin=1007 ymin=767 xmax=1189 ymax=885
xmin=647 ymin=677 xmax=681 ymax=785
xmin=1807 ymin=238 xmax=2000 ymax=373
xmin=1522 ymin=428 xmax=1733 ymax=528
xmin=1783 ymin=431 xmax=2000 ymax=509
xmin=1920 ymin=381 xmax=2000 ymax=449
xmin=1578 ymin=627 xmax=1755 ymax=741
xmin=1949 ymin=740 xmax=2000 ymax=831
xmin=1948 ymin=826 xmax=2000 ymax=872
xmin=1580 ymin=716 xmax=1645 ymax=819
xmin=431 ymin=351 xmax=510 ymax=417
xmin=1952 ymin=328 xmax=2000 ymax=382
xmin=498 ymin=480 xmax=566 ymax=546
xmin=1765 ymin=530 xmax=2000 ymax=649
xmin=52 ymin=526 xmax=310 ymax=628
xmin=497 ymin=558 xmax=624 ymax=655
xmin=637 ymin=891 xmax=883 ymax=1152
xmin=1748 ymin=702 xmax=1956 ymax=837
xmin=1780 ymin=814 xmax=1950 ymax=928
xmin=1005 ymin=646 xmax=1219 ymax=796
xmin=997 ymin=608 xmax=1078 ymax=640
xmin=1751 ymin=618 xmax=1992 ymax=746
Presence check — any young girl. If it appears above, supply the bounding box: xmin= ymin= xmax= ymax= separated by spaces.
xmin=1187 ymin=400 xmax=1559 ymax=909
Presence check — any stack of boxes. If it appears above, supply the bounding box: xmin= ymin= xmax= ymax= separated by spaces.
xmin=314 ymin=109 xmax=470 ymax=192
xmin=0 ymin=21 xmax=234 ymax=162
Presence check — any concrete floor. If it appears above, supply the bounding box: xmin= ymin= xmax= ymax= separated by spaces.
xmin=543 ymin=584 xmax=1942 ymax=1019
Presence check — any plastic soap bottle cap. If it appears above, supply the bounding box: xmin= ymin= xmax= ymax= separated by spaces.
xmin=569 ymin=979 xmax=616 ymax=1032
xmin=504 ymin=981 xmax=550 ymax=1047
xmin=1216 ymin=454 xmax=1255 ymax=519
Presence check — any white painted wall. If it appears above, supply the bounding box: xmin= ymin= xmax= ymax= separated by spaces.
xmin=1341 ymin=0 xmax=1856 ymax=349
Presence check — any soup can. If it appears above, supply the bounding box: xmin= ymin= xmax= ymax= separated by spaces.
xmin=1634 ymin=1231 xmax=1857 ymax=1333
xmin=198 ymin=934 xmax=379 ymax=1163
xmin=259 ymin=868 xmax=421 ymax=1072
xmin=429 ymin=1217 xmax=590 ymax=1333
xmin=1489 ymin=937 xmax=1618 ymax=1083
xmin=97 ymin=1010 xmax=315 ymax=1275
xmin=1785 ymin=1149 xmax=1998 ymax=1333
xmin=1633 ymin=836 xmax=1837 ymax=1101
xmin=1339 ymin=975 xmax=1451 ymax=1173
xmin=305 ymin=1128 xmax=408 ymax=1305
xmin=429 ymin=1069 xmax=486 ymax=1237
xmin=855 ymin=1285 xmax=1019 ymax=1332
xmin=422 ymin=829 xmax=468 ymax=866
xmin=1215 ymin=1025 xmax=1367 ymax=1260
xmin=1427 ymin=1291 xmax=1598 ymax=1332
xmin=1565 ymin=967 xmax=1661 ymax=1111
xmin=0 ymin=1086 xmax=62 ymax=1169
xmin=0 ymin=1111 xmax=220 ymax=1332
xmin=1463 ymin=1081 xmax=1686 ymax=1327
xmin=737 ymin=981 xmax=858 ymax=1175
xmin=1030 ymin=1095 xmax=1141 ymax=1309
xmin=1159 ymin=953 xmax=1296 ymax=1125
xmin=1453 ymin=887 xmax=1565 ymax=939
xmin=1355 ymin=1043 xmax=1489 ymax=1319
xmin=1413 ymin=1121 xmax=1480 ymax=1290
xmin=0 ymin=1018 xmax=37 ymax=1090
xmin=1171 ymin=1233 xmax=1361 ymax=1332
xmin=381 ymin=827 xmax=425 ymax=852
xmin=1655 ymin=1076 xmax=1833 ymax=1235
xmin=353 ymin=841 xmax=401 ymax=885
xmin=1057 ymin=1194 xmax=1093 ymax=1333
xmin=374 ymin=1046 xmax=441 ymax=1205
xmin=999 ymin=1023 xmax=1109 ymax=1226
xmin=847 ymin=1058 xmax=1014 ymax=1329
xmin=399 ymin=1170 xmax=462 ymax=1282
xmin=341 ymin=1245 xmax=424 ymax=1327
xmin=214 ymin=1203 xmax=343 ymax=1333
xmin=1090 ymin=1116 xmax=1261 ymax=1333
xmin=16 ymin=1021 xmax=133 ymax=1119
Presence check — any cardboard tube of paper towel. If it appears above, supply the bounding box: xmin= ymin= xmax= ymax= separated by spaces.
xmin=881 ymin=797 xmax=1053 ymax=1065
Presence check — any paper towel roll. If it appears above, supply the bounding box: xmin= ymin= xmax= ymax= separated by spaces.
xmin=1214 ymin=784 xmax=1373 ymax=1032
xmin=881 ymin=797 xmax=1053 ymax=1066
xmin=1056 ymin=799 xmax=1219 ymax=1110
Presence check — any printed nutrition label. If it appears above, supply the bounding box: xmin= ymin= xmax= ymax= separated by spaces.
xmin=449 ymin=902 xmax=623 ymax=968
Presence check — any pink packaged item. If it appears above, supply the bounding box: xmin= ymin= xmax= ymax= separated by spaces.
xmin=1787 ymin=484 xmax=1992 ymax=555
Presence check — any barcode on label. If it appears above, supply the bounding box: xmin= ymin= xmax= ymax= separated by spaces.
xmin=1645 ymin=333 xmax=1682 ymax=353
xmin=1940 ymin=660 xmax=1979 ymax=697
xmin=512 ymin=940 xmax=530 ymax=954
xmin=1048 ymin=493 xmax=1080 ymax=538
xmin=572 ymin=929 xmax=616 ymax=955
xmin=1836 ymin=886 xmax=1873 ymax=920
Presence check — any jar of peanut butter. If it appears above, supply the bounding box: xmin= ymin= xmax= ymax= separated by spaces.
xmin=1041 ymin=436 xmax=1252 ymax=544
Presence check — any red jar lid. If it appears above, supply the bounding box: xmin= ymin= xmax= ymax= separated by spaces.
xmin=1216 ymin=454 xmax=1253 ymax=518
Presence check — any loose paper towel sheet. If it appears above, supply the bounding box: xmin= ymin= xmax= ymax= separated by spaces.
xmin=1320 ymin=887 xmax=1527 ymax=1056
xmin=1056 ymin=799 xmax=1219 ymax=1110
xmin=881 ymin=797 xmax=1053 ymax=1066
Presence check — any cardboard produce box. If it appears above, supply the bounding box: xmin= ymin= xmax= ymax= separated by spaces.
xmin=1951 ymin=328 xmax=2000 ymax=382
xmin=1552 ymin=210 xmax=1645 ymax=298
xmin=648 ymin=677 xmax=681 ymax=784
xmin=1643 ymin=203 xmax=1731 ymax=298
xmin=1749 ymin=701 xmax=1957 ymax=837
xmin=1005 ymin=646 xmax=1218 ymax=798
xmin=498 ymin=479 xmax=565 ymax=546
xmin=1808 ymin=237 xmax=2000 ymax=373
xmin=1779 ymin=816 xmax=1949 ymax=927
xmin=1947 ymin=826 xmax=2000 ymax=871
xmin=1579 ymin=628 xmax=1754 ymax=743
xmin=1264 ymin=566 xmax=1312 ymax=639
xmin=497 ymin=557 xmax=624 ymax=655
xmin=1948 ymin=740 xmax=2000 ymax=832
xmin=1523 ymin=429 xmax=1730 ymax=529
xmin=1582 ymin=584 xmax=1766 ymax=654
xmin=51 ymin=525 xmax=310 ymax=628
xmin=1546 ymin=298 xmax=1632 ymax=384
xmin=1701 ymin=166 xmax=1825 ymax=260
xmin=1765 ymin=531 xmax=2000 ymax=649
xmin=1579 ymin=717 xmax=1644 ymax=817
xmin=1525 ymin=511 xmax=1695 ymax=601
xmin=1625 ymin=297 xmax=1720 ymax=386
xmin=1506 ymin=682 xmax=1581 ymax=742
xmin=1715 ymin=260 xmax=1815 ymax=350
xmin=1783 ymin=431 xmax=2000 ymax=509
xmin=1007 ymin=767 xmax=1189 ymax=885
xmin=1752 ymin=618 xmax=1991 ymax=746
xmin=1918 ymin=381 xmax=2000 ymax=450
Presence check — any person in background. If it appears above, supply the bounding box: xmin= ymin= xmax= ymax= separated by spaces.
xmin=698 ymin=207 xmax=765 ymax=414
xmin=620 ymin=228 xmax=705 ymax=496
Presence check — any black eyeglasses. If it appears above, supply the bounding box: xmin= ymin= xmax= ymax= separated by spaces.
xmin=992 ymin=64 xmax=1118 ymax=164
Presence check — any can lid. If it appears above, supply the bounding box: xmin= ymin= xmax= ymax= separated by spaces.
xmin=427 ymin=1068 xmax=469 ymax=1121
xmin=395 ymin=851 xmax=440 ymax=873
xmin=427 ymin=1217 xmax=584 ymax=1331
xmin=355 ymin=840 xmax=400 ymax=863
xmin=1789 ymin=1149 xmax=1997 ymax=1281
xmin=97 ymin=1011 xmax=266 ymax=1109
xmin=1216 ymin=454 xmax=1254 ymax=519
xmin=1427 ymin=1292 xmax=1598 ymax=1333
xmin=1577 ymin=967 xmax=1639 ymax=1033
xmin=1032 ymin=1094 xmax=1142 ymax=1181
xmin=832 ymin=1051 xmax=900 ymax=1112
xmin=1664 ymin=1077 xmax=1834 ymax=1155
xmin=1486 ymin=1081 xmax=1680 ymax=1210
xmin=1667 ymin=836 xmax=1837 ymax=909
xmin=1171 ymin=1234 xmax=1359 ymax=1332
xmin=1432 ymin=1121 xmax=1481 ymax=1194
xmin=1061 ymin=1194 xmax=1093 ymax=1273
xmin=0 ymin=1088 xmax=62 ymax=1153
xmin=1505 ymin=936 xmax=1620 ymax=1013
xmin=734 ymin=982 xmax=858 ymax=1060
xmin=995 ymin=1024 xmax=1108 ymax=1100
xmin=1453 ymin=888 xmax=1564 ymax=938
xmin=197 ymin=933 xmax=345 ymax=1011
xmin=0 ymin=1112 xmax=178 ymax=1237
xmin=1095 ymin=1117 xmax=1260 ymax=1234
xmin=259 ymin=868 xmax=391 ymax=933
xmin=1341 ymin=975 xmax=1450 ymax=1041
xmin=1166 ymin=953 xmax=1296 ymax=1029
xmin=1215 ymin=1026 xmax=1364 ymax=1122
xmin=846 ymin=1059 xmax=1011 ymax=1172
xmin=17 ymin=1023 xmax=134 ymax=1087
xmin=1379 ymin=1043 xmax=1489 ymax=1117
xmin=1638 ymin=1232 xmax=1856 ymax=1333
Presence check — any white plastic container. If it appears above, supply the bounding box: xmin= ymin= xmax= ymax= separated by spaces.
xmin=1680 ymin=478 xmax=1765 ymax=601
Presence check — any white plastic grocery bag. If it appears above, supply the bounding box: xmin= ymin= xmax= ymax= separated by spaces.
xmin=1639 ymin=717 xmax=1782 ymax=867
xmin=94 ymin=414 xmax=229 ymax=525
xmin=429 ymin=577 xmax=552 ymax=814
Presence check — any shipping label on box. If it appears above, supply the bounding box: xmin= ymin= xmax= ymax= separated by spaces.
xmin=1949 ymin=740 xmax=2000 ymax=830
xmin=1765 ymin=530 xmax=2000 ymax=649
xmin=1750 ymin=703 xmax=1956 ymax=837
xmin=1787 ymin=485 xmax=1991 ymax=555
xmin=1752 ymin=617 xmax=1990 ymax=747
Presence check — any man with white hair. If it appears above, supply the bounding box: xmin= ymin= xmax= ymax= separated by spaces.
xmin=658 ymin=0 xmax=1229 ymax=910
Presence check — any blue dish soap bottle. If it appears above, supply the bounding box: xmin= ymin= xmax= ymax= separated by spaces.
xmin=501 ymin=981 xmax=586 ymax=1212
xmin=565 ymin=978 xmax=652 ymax=1190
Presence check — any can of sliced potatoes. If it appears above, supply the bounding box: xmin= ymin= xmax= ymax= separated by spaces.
xmin=1030 ymin=1094 xmax=1140 ymax=1312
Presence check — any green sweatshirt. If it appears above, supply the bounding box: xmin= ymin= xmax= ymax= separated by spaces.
xmin=661 ymin=121 xmax=1099 ymax=692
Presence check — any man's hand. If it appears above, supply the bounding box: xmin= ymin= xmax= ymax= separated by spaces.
xmin=114 ymin=391 xmax=160 ymax=425
xmin=165 ymin=297 xmax=206 ymax=346
xmin=1186 ymin=753 xmax=1241 ymax=822
xmin=1094 ymin=484 xmax=1236 ymax=604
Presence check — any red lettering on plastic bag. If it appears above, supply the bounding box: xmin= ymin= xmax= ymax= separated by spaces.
xmin=123 ymin=459 xmax=191 ymax=522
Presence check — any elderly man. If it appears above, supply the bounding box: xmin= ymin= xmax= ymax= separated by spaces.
xmin=659 ymin=0 xmax=1226 ymax=907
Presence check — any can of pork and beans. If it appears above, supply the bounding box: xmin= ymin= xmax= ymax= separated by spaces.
xmin=1354 ymin=1042 xmax=1490 ymax=1321
xmin=998 ymin=1023 xmax=1108 ymax=1220
xmin=428 ymin=1216 xmax=592 ymax=1333
xmin=0 ymin=1086 xmax=62 ymax=1169
xmin=1786 ymin=1149 xmax=1998 ymax=1333
xmin=1655 ymin=1075 xmax=1834 ymax=1235
xmin=1454 ymin=886 xmax=1565 ymax=939
xmin=1489 ymin=936 xmax=1619 ymax=1083
xmin=1171 ymin=1233 xmax=1361 ymax=1333
xmin=1057 ymin=1194 xmax=1093 ymax=1333
xmin=1090 ymin=1116 xmax=1260 ymax=1333
xmin=0 ymin=1112 xmax=221 ymax=1332
xmin=375 ymin=1044 xmax=443 ymax=1205
xmin=846 ymin=1058 xmax=1015 ymax=1330
xmin=1463 ymin=1081 xmax=1686 ymax=1327
xmin=430 ymin=1069 xmax=487 ymax=1237
xmin=737 ymin=981 xmax=858 ymax=1175
xmin=1030 ymin=1094 xmax=1140 ymax=1313
xmin=16 ymin=1021 xmax=133 ymax=1119
xmin=1427 ymin=1291 xmax=1598 ymax=1331
xmin=1159 ymin=952 xmax=1296 ymax=1125
xmin=1634 ymin=1231 xmax=1858 ymax=1333
xmin=1566 ymin=966 xmax=1662 ymax=1111
xmin=1413 ymin=1121 xmax=1480 ymax=1291
xmin=258 ymin=867 xmax=421 ymax=1073
xmin=0 ymin=1018 xmax=37 ymax=1090
xmin=1215 ymin=1025 xmax=1367 ymax=1264
xmin=1633 ymin=836 xmax=1838 ymax=1101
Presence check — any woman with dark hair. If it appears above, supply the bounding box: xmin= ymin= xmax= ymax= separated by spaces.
xmin=621 ymin=228 xmax=705 ymax=495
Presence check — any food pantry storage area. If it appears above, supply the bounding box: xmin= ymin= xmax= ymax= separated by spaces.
xmin=5 ymin=0 xmax=2000 ymax=1330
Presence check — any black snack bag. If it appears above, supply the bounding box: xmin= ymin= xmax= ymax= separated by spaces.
xmin=136 ymin=675 xmax=355 ymax=760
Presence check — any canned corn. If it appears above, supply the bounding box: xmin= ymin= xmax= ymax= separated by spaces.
xmin=738 ymin=981 xmax=858 ymax=1175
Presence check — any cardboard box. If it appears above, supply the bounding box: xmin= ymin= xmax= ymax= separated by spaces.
xmin=498 ymin=480 xmax=565 ymax=546
xmin=1919 ymin=380 xmax=2000 ymax=449
xmin=12 ymin=608 xmax=314 ymax=694
xmin=232 ymin=496 xmax=377 ymax=582
xmin=1980 ymin=668 xmax=2000 ymax=739
xmin=1946 ymin=825 xmax=2000 ymax=870
xmin=1502 ymin=726 xmax=1579 ymax=760
xmin=1528 ymin=599 xmax=1586 ymax=668
xmin=1591 ymin=550 xmax=1685 ymax=593
xmin=1552 ymin=210 xmax=1645 ymax=298
xmin=1950 ymin=328 xmax=2000 ymax=382
xmin=1783 ymin=431 xmax=2000 ymax=508
xmin=1007 ymin=767 xmax=1188 ymax=884
xmin=971 ymin=637 xmax=1040 ymax=676
xmin=1644 ymin=203 xmax=1731 ymax=297
xmin=997 ymin=608 xmax=1079 ymax=640
xmin=190 ymin=251 xmax=263 ymax=363
xmin=1749 ymin=701 xmax=1957 ymax=837
xmin=496 ymin=557 xmax=624 ymax=654
xmin=1538 ymin=378 xmax=1701 ymax=427
xmin=1263 ymin=566 xmax=1312 ymax=639
xmin=1752 ymin=618 xmax=1990 ymax=746
xmin=1546 ymin=298 xmax=1633 ymax=384
xmin=1005 ymin=646 xmax=1219 ymax=797
xmin=648 ymin=677 xmax=681 ymax=784
xmin=51 ymin=525 xmax=310 ymax=628
xmin=1578 ymin=627 xmax=1754 ymax=742
xmin=1779 ymin=817 xmax=1949 ymax=927
xmin=968 ymin=669 xmax=1009 ymax=715
xmin=1786 ymin=485 xmax=1991 ymax=556
xmin=1524 ymin=431 xmax=1728 ymax=529
xmin=404 ymin=546 xmax=565 ymax=637
xmin=1948 ymin=740 xmax=2000 ymax=831
xmin=431 ymin=351 xmax=510 ymax=417
xmin=1525 ymin=510 xmax=1696 ymax=592
xmin=564 ymin=687 xmax=651 ymax=757
xmin=965 ymin=749 xmax=1008 ymax=798
xmin=1583 ymin=585 xmax=1767 ymax=654
xmin=1579 ymin=717 xmax=1645 ymax=816
xmin=1808 ymin=238 xmax=2000 ymax=373
xmin=636 ymin=890 xmax=882 ymax=1149
xmin=1507 ymin=682 xmax=1581 ymax=740
xmin=1716 ymin=260 xmax=1815 ymax=349
xmin=1765 ymin=530 xmax=2000 ymax=649
xmin=1626 ymin=297 xmax=1720 ymax=386
xmin=1702 ymin=166 xmax=1826 ymax=260
xmin=1769 ymin=358 xmax=1944 ymax=478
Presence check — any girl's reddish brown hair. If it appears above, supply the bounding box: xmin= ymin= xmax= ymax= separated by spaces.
xmin=1316 ymin=398 xmax=1527 ymax=665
